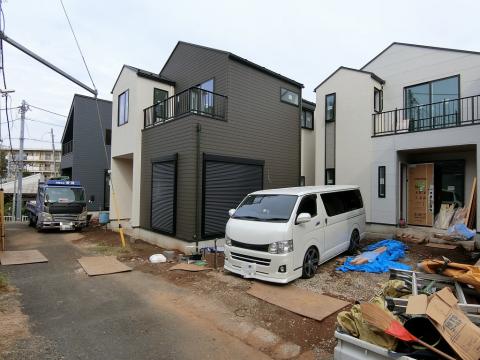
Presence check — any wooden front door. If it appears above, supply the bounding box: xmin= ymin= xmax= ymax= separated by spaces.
xmin=408 ymin=163 xmax=434 ymax=226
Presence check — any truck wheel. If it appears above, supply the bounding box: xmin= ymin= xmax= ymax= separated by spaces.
xmin=348 ymin=229 xmax=360 ymax=255
xmin=301 ymin=246 xmax=319 ymax=279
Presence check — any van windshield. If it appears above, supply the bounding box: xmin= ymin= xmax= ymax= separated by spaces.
xmin=233 ymin=195 xmax=298 ymax=222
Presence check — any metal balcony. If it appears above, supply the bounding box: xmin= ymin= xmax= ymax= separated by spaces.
xmin=372 ymin=95 xmax=480 ymax=136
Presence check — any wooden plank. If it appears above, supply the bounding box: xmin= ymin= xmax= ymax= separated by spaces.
xmin=78 ymin=256 xmax=131 ymax=276
xmin=425 ymin=243 xmax=458 ymax=250
xmin=168 ymin=263 xmax=212 ymax=272
xmin=0 ymin=250 xmax=48 ymax=265
xmin=247 ymin=282 xmax=350 ymax=322
xmin=464 ymin=177 xmax=477 ymax=226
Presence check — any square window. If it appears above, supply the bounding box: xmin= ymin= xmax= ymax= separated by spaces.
xmin=281 ymin=88 xmax=299 ymax=106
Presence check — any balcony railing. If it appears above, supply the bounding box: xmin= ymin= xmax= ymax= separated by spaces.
xmin=144 ymin=87 xmax=227 ymax=128
xmin=62 ymin=140 xmax=73 ymax=155
xmin=372 ymin=95 xmax=480 ymax=136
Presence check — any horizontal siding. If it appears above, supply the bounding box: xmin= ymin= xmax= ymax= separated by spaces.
xmin=140 ymin=120 xmax=196 ymax=240
xmin=160 ymin=43 xmax=228 ymax=94
xmin=72 ymin=97 xmax=112 ymax=211
xmin=201 ymin=59 xmax=300 ymax=190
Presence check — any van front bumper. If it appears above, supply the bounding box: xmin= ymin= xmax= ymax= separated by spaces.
xmin=39 ymin=220 xmax=86 ymax=230
xmin=224 ymin=245 xmax=301 ymax=284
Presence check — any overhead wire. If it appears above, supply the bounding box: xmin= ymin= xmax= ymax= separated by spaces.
xmin=29 ymin=104 xmax=67 ymax=118
xmin=59 ymin=0 xmax=126 ymax=247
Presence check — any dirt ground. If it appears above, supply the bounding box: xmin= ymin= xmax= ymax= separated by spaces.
xmin=71 ymin=226 xmax=477 ymax=357
xmin=0 ymin=279 xmax=30 ymax=354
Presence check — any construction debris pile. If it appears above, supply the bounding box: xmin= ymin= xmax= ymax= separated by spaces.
xmin=337 ymin=240 xmax=411 ymax=273
xmin=337 ymin=269 xmax=480 ymax=360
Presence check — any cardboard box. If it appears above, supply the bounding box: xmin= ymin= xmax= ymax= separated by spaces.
xmin=407 ymin=287 xmax=480 ymax=360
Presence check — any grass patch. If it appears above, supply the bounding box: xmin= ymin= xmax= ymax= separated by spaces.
xmin=0 ymin=273 xmax=8 ymax=291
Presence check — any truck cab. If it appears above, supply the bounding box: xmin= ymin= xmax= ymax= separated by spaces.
xmin=27 ymin=179 xmax=88 ymax=231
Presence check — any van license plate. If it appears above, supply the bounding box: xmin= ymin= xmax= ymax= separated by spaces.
xmin=242 ymin=263 xmax=256 ymax=278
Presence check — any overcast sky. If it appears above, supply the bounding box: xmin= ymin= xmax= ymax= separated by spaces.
xmin=2 ymin=0 xmax=479 ymax=149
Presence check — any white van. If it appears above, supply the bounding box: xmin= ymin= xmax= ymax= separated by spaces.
xmin=223 ymin=186 xmax=366 ymax=284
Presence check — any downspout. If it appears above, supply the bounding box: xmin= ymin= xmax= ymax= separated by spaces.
xmin=194 ymin=122 xmax=202 ymax=249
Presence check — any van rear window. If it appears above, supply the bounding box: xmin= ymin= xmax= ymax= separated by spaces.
xmin=321 ymin=189 xmax=363 ymax=217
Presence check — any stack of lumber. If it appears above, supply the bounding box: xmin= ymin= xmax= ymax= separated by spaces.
xmin=434 ymin=203 xmax=456 ymax=229
xmin=465 ymin=177 xmax=477 ymax=229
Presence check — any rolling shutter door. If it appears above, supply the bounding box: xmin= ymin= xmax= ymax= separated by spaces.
xmin=203 ymin=155 xmax=263 ymax=238
xmin=151 ymin=156 xmax=176 ymax=234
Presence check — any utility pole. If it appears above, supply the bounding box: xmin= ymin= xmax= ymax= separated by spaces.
xmin=15 ymin=100 xmax=27 ymax=220
xmin=50 ymin=128 xmax=56 ymax=177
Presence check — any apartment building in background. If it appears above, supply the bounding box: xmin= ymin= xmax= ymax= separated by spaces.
xmin=111 ymin=41 xmax=308 ymax=248
xmin=60 ymin=94 xmax=112 ymax=211
xmin=5 ymin=148 xmax=61 ymax=180
xmin=314 ymin=42 xmax=480 ymax=230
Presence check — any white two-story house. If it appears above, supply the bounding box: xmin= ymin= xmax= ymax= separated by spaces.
xmin=314 ymin=42 xmax=480 ymax=230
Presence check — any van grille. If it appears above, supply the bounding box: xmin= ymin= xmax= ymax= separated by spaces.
xmin=231 ymin=252 xmax=271 ymax=266
xmin=231 ymin=240 xmax=269 ymax=252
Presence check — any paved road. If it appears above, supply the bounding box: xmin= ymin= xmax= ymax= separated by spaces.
xmin=2 ymin=223 xmax=267 ymax=360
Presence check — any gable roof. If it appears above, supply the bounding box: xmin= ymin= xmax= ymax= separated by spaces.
xmin=160 ymin=41 xmax=304 ymax=88
xmin=361 ymin=42 xmax=480 ymax=70
xmin=314 ymin=66 xmax=384 ymax=91
xmin=110 ymin=64 xmax=175 ymax=94
xmin=302 ymin=98 xmax=316 ymax=110
xmin=61 ymin=94 xmax=111 ymax=143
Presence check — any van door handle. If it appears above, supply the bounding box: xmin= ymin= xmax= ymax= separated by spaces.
xmin=315 ymin=221 xmax=320 ymax=226
xmin=325 ymin=218 xmax=328 ymax=225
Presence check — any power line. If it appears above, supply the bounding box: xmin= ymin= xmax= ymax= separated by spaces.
xmin=28 ymin=104 xmax=67 ymax=118
xmin=10 ymin=137 xmax=61 ymax=144
xmin=25 ymin=117 xmax=65 ymax=127
xmin=60 ymin=0 xmax=96 ymax=91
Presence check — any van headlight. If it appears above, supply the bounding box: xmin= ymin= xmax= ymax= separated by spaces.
xmin=225 ymin=234 xmax=232 ymax=246
xmin=268 ymin=240 xmax=293 ymax=254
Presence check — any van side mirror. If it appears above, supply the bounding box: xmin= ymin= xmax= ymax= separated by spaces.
xmin=296 ymin=213 xmax=311 ymax=224
xmin=228 ymin=209 xmax=236 ymax=217
xmin=89 ymin=195 xmax=95 ymax=203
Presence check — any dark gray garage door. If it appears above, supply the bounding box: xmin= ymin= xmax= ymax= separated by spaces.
xmin=202 ymin=154 xmax=263 ymax=238
xmin=151 ymin=155 xmax=177 ymax=235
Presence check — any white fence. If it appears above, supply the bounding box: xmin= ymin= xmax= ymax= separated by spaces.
xmin=4 ymin=215 xmax=29 ymax=222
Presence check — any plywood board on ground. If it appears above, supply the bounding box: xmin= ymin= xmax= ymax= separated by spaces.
xmin=168 ymin=263 xmax=212 ymax=272
xmin=425 ymin=243 xmax=457 ymax=250
xmin=247 ymin=282 xmax=349 ymax=322
xmin=0 ymin=250 xmax=48 ymax=265
xmin=78 ymin=256 xmax=132 ymax=276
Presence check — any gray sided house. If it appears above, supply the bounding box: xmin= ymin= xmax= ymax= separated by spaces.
xmin=140 ymin=42 xmax=303 ymax=241
xmin=61 ymin=94 xmax=112 ymax=211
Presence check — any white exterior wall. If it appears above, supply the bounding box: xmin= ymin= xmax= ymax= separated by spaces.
xmin=315 ymin=44 xmax=480 ymax=227
xmin=301 ymin=128 xmax=315 ymax=185
xmin=110 ymin=66 xmax=174 ymax=226
xmin=363 ymin=45 xmax=480 ymax=110
xmin=315 ymin=69 xmax=381 ymax=222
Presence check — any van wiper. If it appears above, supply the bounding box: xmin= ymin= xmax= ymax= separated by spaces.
xmin=234 ymin=215 xmax=261 ymax=221
xmin=263 ymin=218 xmax=288 ymax=222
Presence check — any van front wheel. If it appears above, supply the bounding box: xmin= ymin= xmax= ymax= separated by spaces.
xmin=348 ymin=230 xmax=360 ymax=254
xmin=301 ymin=246 xmax=319 ymax=279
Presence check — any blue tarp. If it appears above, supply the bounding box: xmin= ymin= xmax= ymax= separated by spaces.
xmin=336 ymin=239 xmax=411 ymax=273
